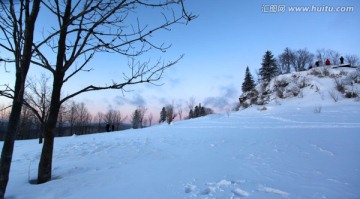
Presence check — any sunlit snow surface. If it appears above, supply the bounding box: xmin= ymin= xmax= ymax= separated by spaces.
xmin=4 ymin=68 xmax=360 ymax=199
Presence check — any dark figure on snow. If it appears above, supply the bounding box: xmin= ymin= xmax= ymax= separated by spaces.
xmin=112 ymin=124 xmax=115 ymax=132
xmin=325 ymin=59 xmax=330 ymax=65
xmin=315 ymin=61 xmax=320 ymax=67
xmin=340 ymin=56 xmax=344 ymax=64
xmin=106 ymin=123 xmax=110 ymax=132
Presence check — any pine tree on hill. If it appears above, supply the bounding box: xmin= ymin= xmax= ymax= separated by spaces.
xmin=200 ymin=106 xmax=206 ymax=116
xmin=188 ymin=109 xmax=194 ymax=119
xmin=159 ymin=107 xmax=167 ymax=123
xmin=188 ymin=103 xmax=213 ymax=119
xmin=194 ymin=105 xmax=200 ymax=118
xmin=242 ymin=66 xmax=255 ymax=92
xmin=259 ymin=50 xmax=278 ymax=83
xmin=131 ymin=109 xmax=142 ymax=129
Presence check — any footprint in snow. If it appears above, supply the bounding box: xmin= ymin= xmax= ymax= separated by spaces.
xmin=232 ymin=188 xmax=250 ymax=197
xmin=258 ymin=186 xmax=290 ymax=197
xmin=184 ymin=184 xmax=196 ymax=193
xmin=201 ymin=186 xmax=216 ymax=195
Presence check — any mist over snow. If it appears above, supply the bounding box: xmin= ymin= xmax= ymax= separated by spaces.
xmin=3 ymin=67 xmax=360 ymax=199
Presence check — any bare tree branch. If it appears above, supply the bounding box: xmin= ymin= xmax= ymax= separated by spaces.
xmin=0 ymin=105 xmax=12 ymax=112
xmin=0 ymin=84 xmax=15 ymax=99
xmin=60 ymin=55 xmax=183 ymax=103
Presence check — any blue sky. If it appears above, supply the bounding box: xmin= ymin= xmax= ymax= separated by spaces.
xmin=1 ymin=0 xmax=360 ymax=120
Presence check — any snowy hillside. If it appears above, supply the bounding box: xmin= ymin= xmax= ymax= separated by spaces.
xmin=3 ymin=67 xmax=360 ymax=199
xmin=239 ymin=66 xmax=360 ymax=109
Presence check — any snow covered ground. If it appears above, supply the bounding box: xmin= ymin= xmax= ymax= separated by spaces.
xmin=3 ymin=68 xmax=360 ymax=198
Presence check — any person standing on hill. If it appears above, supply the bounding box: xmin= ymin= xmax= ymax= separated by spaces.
xmin=340 ymin=56 xmax=344 ymax=64
xmin=315 ymin=61 xmax=320 ymax=67
xmin=325 ymin=59 xmax=330 ymax=65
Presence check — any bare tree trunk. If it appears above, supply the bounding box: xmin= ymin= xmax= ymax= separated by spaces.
xmin=37 ymin=73 xmax=64 ymax=184
xmin=0 ymin=73 xmax=25 ymax=197
xmin=0 ymin=0 xmax=41 ymax=197
xmin=37 ymin=125 xmax=54 ymax=184
xmin=37 ymin=0 xmax=71 ymax=183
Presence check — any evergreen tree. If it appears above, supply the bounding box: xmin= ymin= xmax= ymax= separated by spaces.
xmin=194 ymin=105 xmax=200 ymax=117
xmin=131 ymin=109 xmax=142 ymax=129
xmin=241 ymin=66 xmax=255 ymax=92
xmin=159 ymin=107 xmax=167 ymax=123
xmin=200 ymin=106 xmax=206 ymax=116
xmin=188 ymin=104 xmax=213 ymax=119
xmin=259 ymin=50 xmax=278 ymax=83
xmin=188 ymin=109 xmax=194 ymax=119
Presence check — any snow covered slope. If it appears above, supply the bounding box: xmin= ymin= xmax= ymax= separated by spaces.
xmin=3 ymin=67 xmax=360 ymax=199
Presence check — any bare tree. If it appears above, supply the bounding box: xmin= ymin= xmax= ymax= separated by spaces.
xmin=56 ymin=103 xmax=67 ymax=137
xmin=148 ymin=113 xmax=153 ymax=127
xmin=278 ymin=47 xmax=295 ymax=74
xmin=165 ymin=104 xmax=176 ymax=124
xmin=0 ymin=105 xmax=10 ymax=118
xmin=294 ymin=49 xmax=314 ymax=71
xmin=177 ymin=105 xmax=183 ymax=120
xmin=316 ymin=48 xmax=327 ymax=65
xmin=187 ymin=97 xmax=196 ymax=112
xmin=17 ymin=105 xmax=36 ymax=140
xmin=24 ymin=74 xmax=51 ymax=143
xmin=66 ymin=101 xmax=80 ymax=135
xmin=0 ymin=0 xmax=41 ymax=196
xmin=328 ymin=50 xmax=340 ymax=65
xmin=316 ymin=49 xmax=341 ymax=66
xmin=104 ymin=109 xmax=116 ymax=125
xmin=113 ymin=110 xmax=125 ymax=131
xmin=0 ymin=105 xmax=10 ymax=135
xmin=131 ymin=106 xmax=147 ymax=129
xmin=24 ymin=74 xmax=70 ymax=139
xmin=30 ymin=0 xmax=195 ymax=184
xmin=74 ymin=102 xmax=92 ymax=135
xmin=95 ymin=112 xmax=104 ymax=132
xmin=142 ymin=118 xmax=148 ymax=127
xmin=104 ymin=109 xmax=125 ymax=131
xmin=345 ymin=54 xmax=360 ymax=66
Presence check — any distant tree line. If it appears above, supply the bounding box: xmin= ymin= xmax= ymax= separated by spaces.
xmin=1 ymin=98 xmax=216 ymax=138
xmin=188 ymin=103 xmax=214 ymax=119
xmin=0 ymin=101 xmax=131 ymax=142
xmin=152 ymin=100 xmax=215 ymax=126
xmin=0 ymin=74 xmax=130 ymax=141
